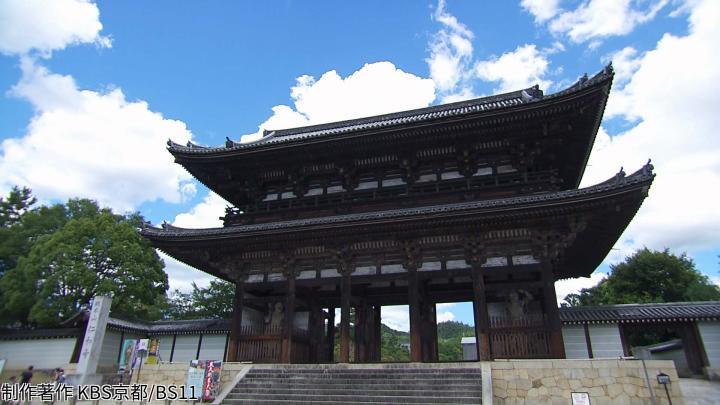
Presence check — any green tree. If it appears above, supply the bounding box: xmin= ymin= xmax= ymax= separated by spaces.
xmin=0 ymin=186 xmax=36 ymax=227
xmin=0 ymin=199 xmax=167 ymax=326
xmin=165 ymin=279 xmax=235 ymax=319
xmin=566 ymin=248 xmax=720 ymax=306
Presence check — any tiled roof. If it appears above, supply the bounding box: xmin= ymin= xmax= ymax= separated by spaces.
xmin=559 ymin=301 xmax=720 ymax=324
xmin=167 ymin=65 xmax=613 ymax=154
xmin=140 ymin=160 xmax=653 ymax=239
xmin=106 ymin=318 xmax=230 ymax=335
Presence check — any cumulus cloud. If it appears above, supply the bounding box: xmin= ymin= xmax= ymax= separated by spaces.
xmin=555 ymin=272 xmax=607 ymax=304
xmin=475 ymin=44 xmax=552 ymax=93
xmin=427 ymin=1 xmax=553 ymax=101
xmin=0 ymin=0 xmax=111 ymax=56
xmin=160 ymin=251 xmax=215 ymax=293
xmin=582 ymin=0 xmax=720 ymax=256
xmin=173 ymin=192 xmax=226 ymax=228
xmin=426 ymin=0 xmax=475 ymax=101
xmin=0 ymin=58 xmax=195 ymax=212
xmin=521 ymin=0 xmax=561 ymax=23
xmin=548 ymin=0 xmax=669 ymax=44
xmin=240 ymin=62 xmax=435 ymax=143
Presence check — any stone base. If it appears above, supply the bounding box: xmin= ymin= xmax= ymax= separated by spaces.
xmin=64 ymin=373 xmax=103 ymax=386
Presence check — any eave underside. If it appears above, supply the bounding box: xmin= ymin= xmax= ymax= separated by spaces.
xmin=143 ymin=165 xmax=653 ymax=303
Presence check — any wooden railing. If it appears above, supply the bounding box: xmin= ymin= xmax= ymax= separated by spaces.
xmin=489 ymin=314 xmax=551 ymax=359
xmin=237 ymin=324 xmax=310 ymax=363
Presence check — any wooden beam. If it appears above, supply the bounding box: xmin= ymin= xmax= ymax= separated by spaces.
xmin=327 ymin=307 xmax=336 ymax=362
xmin=226 ymin=282 xmax=244 ymax=362
xmin=280 ymin=272 xmax=296 ymax=363
xmin=542 ymin=265 xmax=565 ymax=359
xmin=471 ymin=265 xmax=491 ymax=360
xmin=408 ymin=267 xmax=422 ymax=362
xmin=340 ymin=271 xmax=351 ymax=362
xmin=583 ymin=323 xmax=593 ymax=359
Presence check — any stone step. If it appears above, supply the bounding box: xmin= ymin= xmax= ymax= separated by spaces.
xmin=239 ymin=377 xmax=481 ymax=386
xmin=224 ymin=401 xmax=475 ymax=405
xmin=242 ymin=372 xmax=482 ymax=379
xmin=223 ymin=393 xmax=482 ymax=404
xmin=229 ymin=387 xmax=482 ymax=397
xmin=232 ymin=382 xmax=481 ymax=391
xmin=248 ymin=368 xmax=483 ymax=374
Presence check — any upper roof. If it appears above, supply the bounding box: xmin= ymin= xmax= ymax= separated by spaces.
xmin=559 ymin=301 xmax=720 ymax=324
xmin=167 ymin=65 xmax=613 ymax=155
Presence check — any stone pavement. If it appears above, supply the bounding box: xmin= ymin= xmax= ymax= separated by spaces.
xmin=679 ymin=378 xmax=720 ymax=405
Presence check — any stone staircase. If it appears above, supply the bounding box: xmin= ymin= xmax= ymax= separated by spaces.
xmin=221 ymin=364 xmax=483 ymax=404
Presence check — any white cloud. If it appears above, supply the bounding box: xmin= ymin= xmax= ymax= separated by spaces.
xmin=0 ymin=59 xmax=195 ymax=212
xmin=549 ymin=0 xmax=669 ymax=44
xmin=173 ymin=192 xmax=226 ymax=228
xmin=426 ymin=0 xmax=475 ymax=101
xmin=240 ymin=62 xmax=435 ymax=143
xmin=555 ymin=272 xmax=607 ymax=304
xmin=159 ymin=251 xmax=215 ymax=293
xmin=475 ymin=44 xmax=552 ymax=93
xmin=582 ymin=0 xmax=720 ymax=256
xmin=0 ymin=0 xmax=111 ymax=56
xmin=521 ymin=0 xmax=561 ymax=23
xmin=381 ymin=305 xmax=409 ymax=332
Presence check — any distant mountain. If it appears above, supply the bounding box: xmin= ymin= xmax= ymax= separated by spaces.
xmin=334 ymin=320 xmax=473 ymax=362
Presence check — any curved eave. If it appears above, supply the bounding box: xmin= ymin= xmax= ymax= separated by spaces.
xmin=167 ymin=65 xmax=613 ymax=160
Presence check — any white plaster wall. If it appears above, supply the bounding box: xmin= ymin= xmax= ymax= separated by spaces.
xmin=198 ymin=334 xmax=227 ymax=361
xmin=588 ymin=324 xmax=624 ymax=358
xmin=0 ymin=338 xmax=76 ymax=369
xmin=170 ymin=335 xmax=200 ymax=363
xmin=562 ymin=325 xmax=589 ymax=359
xmin=698 ymin=321 xmax=720 ymax=368
xmin=98 ymin=330 xmax=122 ymax=368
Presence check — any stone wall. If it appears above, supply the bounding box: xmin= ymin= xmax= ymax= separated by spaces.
xmin=491 ymin=359 xmax=684 ymax=405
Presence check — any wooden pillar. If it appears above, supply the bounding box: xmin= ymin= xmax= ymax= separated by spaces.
xmin=419 ymin=282 xmax=437 ymax=362
xmin=373 ymin=305 xmax=382 ymax=362
xmin=281 ymin=272 xmax=296 ymax=363
xmin=408 ymin=267 xmax=422 ymax=362
xmin=583 ymin=323 xmax=594 ymax=358
xmin=471 ymin=264 xmax=491 ymax=360
xmin=327 ymin=307 xmax=335 ymax=362
xmin=542 ymin=265 xmax=565 ymax=359
xmin=340 ymin=270 xmax=352 ymax=363
xmin=226 ymin=282 xmax=244 ymax=362
xmin=618 ymin=323 xmax=631 ymax=357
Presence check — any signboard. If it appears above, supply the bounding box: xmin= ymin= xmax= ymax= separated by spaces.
xmin=571 ymin=392 xmax=591 ymax=405
xmin=187 ymin=360 xmax=206 ymax=400
xmin=202 ymin=360 xmax=222 ymax=402
xmin=76 ymin=295 xmax=112 ymax=377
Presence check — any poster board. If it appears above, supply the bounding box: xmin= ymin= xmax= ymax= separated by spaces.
xmin=187 ymin=360 xmax=206 ymax=400
xmin=118 ymin=339 xmax=137 ymax=372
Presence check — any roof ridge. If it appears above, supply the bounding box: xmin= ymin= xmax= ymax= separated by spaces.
xmin=167 ymin=64 xmax=614 ymax=154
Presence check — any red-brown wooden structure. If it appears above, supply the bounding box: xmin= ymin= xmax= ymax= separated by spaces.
xmin=141 ymin=65 xmax=654 ymax=363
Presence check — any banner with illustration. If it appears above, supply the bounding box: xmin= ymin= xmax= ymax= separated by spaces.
xmin=118 ymin=339 xmax=137 ymax=372
xmin=202 ymin=360 xmax=222 ymax=402
xmin=146 ymin=338 xmax=160 ymax=364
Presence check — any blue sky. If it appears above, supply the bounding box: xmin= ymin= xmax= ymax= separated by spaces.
xmin=0 ymin=0 xmax=718 ymax=330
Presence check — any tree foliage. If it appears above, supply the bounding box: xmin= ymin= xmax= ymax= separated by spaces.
xmin=165 ymin=280 xmax=235 ymax=320
xmin=564 ymin=248 xmax=720 ymax=306
xmin=0 ymin=188 xmax=167 ymax=327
